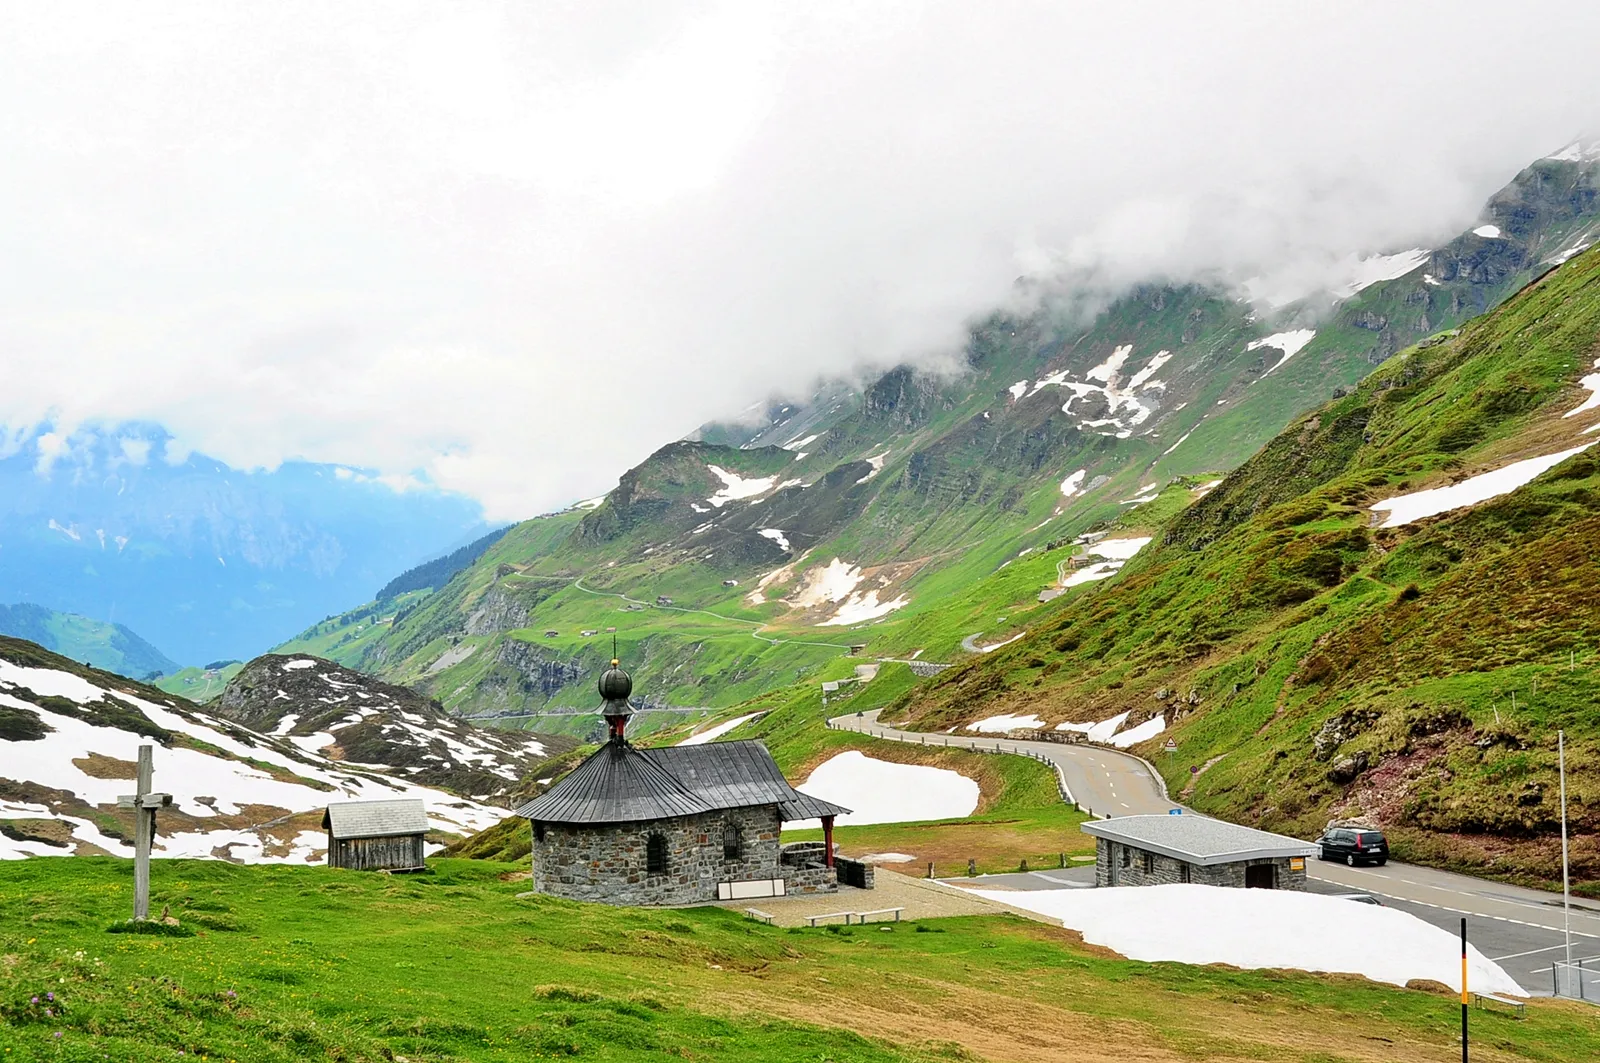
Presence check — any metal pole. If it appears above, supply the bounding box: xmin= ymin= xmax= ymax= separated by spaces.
xmin=1561 ymin=730 xmax=1572 ymax=967
xmin=1460 ymin=917 xmax=1468 ymax=1063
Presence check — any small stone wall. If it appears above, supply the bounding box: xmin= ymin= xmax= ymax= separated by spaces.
xmin=783 ymin=865 xmax=837 ymax=894
xmin=779 ymin=841 xmax=841 ymax=894
xmin=834 ymin=855 xmax=875 ymax=889
xmin=533 ymin=805 xmax=782 ymax=905
xmin=1094 ymin=839 xmax=1307 ymax=890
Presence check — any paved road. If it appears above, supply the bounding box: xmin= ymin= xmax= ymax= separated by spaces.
xmin=831 ymin=709 xmax=1174 ymax=819
xmin=833 ymin=709 xmax=1600 ymax=994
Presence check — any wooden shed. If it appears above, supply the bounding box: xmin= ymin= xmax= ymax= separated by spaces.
xmin=322 ymin=799 xmax=429 ymax=871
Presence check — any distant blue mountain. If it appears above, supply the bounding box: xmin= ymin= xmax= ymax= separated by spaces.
xmin=0 ymin=424 xmax=487 ymax=664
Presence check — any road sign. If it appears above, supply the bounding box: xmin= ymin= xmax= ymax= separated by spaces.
xmin=1189 ymin=765 xmax=1199 ymax=775
xmin=1168 ymin=808 xmax=1182 ymax=815
xmin=1163 ymin=738 xmax=1177 ymax=752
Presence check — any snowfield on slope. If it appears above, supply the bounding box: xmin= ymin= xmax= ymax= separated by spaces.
xmin=793 ymin=751 xmax=978 ymax=827
xmin=679 ymin=712 xmax=762 ymax=746
xmin=705 ymin=464 xmax=779 ymax=507
xmin=1370 ymin=444 xmax=1595 ymax=527
xmin=960 ymin=883 xmax=1523 ymax=997
xmin=1247 ymin=329 xmax=1317 ymax=377
xmin=966 ymin=713 xmax=1045 ymax=733
xmin=0 ymin=658 xmax=508 ymax=862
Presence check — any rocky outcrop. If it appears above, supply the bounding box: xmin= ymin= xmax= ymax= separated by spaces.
xmin=464 ymin=586 xmax=530 ymax=636
xmin=496 ymin=640 xmax=584 ymax=697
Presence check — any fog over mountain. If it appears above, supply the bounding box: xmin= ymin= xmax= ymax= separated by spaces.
xmin=3 ymin=2 xmax=1599 ymax=519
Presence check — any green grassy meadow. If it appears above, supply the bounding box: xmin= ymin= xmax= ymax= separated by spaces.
xmin=7 ymin=858 xmax=1600 ymax=1063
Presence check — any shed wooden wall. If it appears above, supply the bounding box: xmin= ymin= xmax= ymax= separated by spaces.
xmin=328 ymin=832 xmax=426 ymax=871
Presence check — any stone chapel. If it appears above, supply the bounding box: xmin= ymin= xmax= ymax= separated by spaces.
xmin=514 ymin=659 xmax=859 ymax=905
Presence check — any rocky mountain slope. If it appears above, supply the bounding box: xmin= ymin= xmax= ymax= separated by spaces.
xmin=0 ymin=602 xmax=176 ymax=679
xmin=0 ymin=423 xmax=487 ymax=665
xmin=214 ymin=654 xmax=574 ymax=800
xmin=281 ymin=145 xmax=1600 ymax=724
xmin=885 ymin=239 xmax=1600 ymax=887
xmin=0 ymin=636 xmax=514 ymax=862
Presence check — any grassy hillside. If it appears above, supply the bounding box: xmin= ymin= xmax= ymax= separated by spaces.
xmin=886 ymin=244 xmax=1600 ymax=891
xmin=281 ymin=153 xmax=1600 ymax=725
xmin=8 ymin=857 xmax=1600 ymax=1062
xmin=0 ymin=603 xmax=177 ymax=680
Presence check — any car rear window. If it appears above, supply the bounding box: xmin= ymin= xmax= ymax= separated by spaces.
xmin=1357 ymin=831 xmax=1386 ymax=845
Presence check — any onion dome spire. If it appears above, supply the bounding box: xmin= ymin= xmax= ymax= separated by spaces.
xmin=599 ymin=657 xmax=634 ymax=743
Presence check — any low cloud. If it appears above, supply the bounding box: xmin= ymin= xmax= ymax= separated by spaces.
xmin=2 ymin=3 xmax=1598 ymax=519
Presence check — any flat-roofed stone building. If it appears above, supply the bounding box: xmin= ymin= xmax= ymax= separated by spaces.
xmin=1083 ymin=814 xmax=1317 ymax=890
xmin=515 ymin=660 xmax=852 ymax=906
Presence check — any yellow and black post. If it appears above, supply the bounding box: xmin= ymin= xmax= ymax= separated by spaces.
xmin=1460 ymin=917 xmax=1469 ymax=1062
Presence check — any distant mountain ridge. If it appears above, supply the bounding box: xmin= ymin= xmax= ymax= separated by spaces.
xmin=274 ymin=145 xmax=1600 ymax=722
xmin=0 ymin=423 xmax=487 ymax=664
xmin=0 ymin=603 xmax=176 ymax=679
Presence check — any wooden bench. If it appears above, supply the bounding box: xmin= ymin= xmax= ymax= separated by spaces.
xmin=744 ymin=908 xmax=774 ymax=924
xmin=1473 ymin=993 xmax=1526 ymax=1019
xmin=855 ymin=907 xmax=905 ymax=923
xmin=805 ymin=911 xmax=854 ymax=927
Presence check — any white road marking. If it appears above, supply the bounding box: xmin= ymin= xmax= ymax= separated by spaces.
xmin=1490 ymin=943 xmax=1578 ymax=962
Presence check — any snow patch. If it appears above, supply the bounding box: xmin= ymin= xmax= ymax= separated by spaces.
xmin=758 ymin=528 xmax=792 ymax=552
xmin=820 ymin=590 xmax=908 ymax=626
xmin=1108 ymin=714 xmax=1165 ymax=748
xmin=1370 ymin=444 xmax=1595 ymax=527
xmin=1085 ymin=711 xmax=1131 ymax=743
xmin=1009 ymin=380 xmax=1028 ymax=400
xmin=1059 ymin=469 xmax=1086 ymax=498
xmin=1332 ymin=248 xmax=1431 ymax=298
xmin=573 ymin=495 xmax=607 ymax=510
xmin=1127 ymin=350 xmax=1172 ymax=390
xmin=1087 ymin=537 xmax=1152 ymax=561
xmin=281 ymin=659 xmax=317 ymax=671
xmin=855 ymin=450 xmax=891 ymax=484
xmin=782 ymin=433 xmax=821 ymax=451
xmin=966 ymin=712 xmax=1044 ymax=733
xmin=1563 ymin=361 xmax=1600 ymax=419
xmin=789 ymin=558 xmax=863 ymax=607
xmin=794 ymin=751 xmax=978 ymax=827
xmin=1247 ymin=330 xmax=1317 ymax=377
xmin=1473 ymin=224 xmax=1503 ymax=239
xmin=958 ymin=883 xmax=1522 ymax=996
xmin=706 ymin=464 xmax=779 ymax=507
xmin=679 ymin=712 xmax=762 ymax=746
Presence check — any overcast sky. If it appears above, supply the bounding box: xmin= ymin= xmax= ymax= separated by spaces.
xmin=3 ymin=2 xmax=1599 ymax=519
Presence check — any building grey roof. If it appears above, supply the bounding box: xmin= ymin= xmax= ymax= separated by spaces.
xmin=515 ymin=738 xmax=850 ymax=826
xmin=322 ymin=799 xmax=429 ymax=840
xmin=1081 ymin=814 xmax=1318 ymax=865
xmin=644 ymin=741 xmax=851 ymax=823
xmin=513 ymin=743 xmax=712 ymax=825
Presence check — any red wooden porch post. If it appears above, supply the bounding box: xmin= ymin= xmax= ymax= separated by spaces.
xmin=822 ymin=815 xmax=836 ymax=867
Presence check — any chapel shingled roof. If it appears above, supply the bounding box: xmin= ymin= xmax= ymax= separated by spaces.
xmin=512 ymin=743 xmax=711 ymax=825
xmin=514 ymin=739 xmax=849 ymax=825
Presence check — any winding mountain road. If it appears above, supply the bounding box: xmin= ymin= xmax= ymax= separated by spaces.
xmin=831 ymin=708 xmax=1600 ymax=993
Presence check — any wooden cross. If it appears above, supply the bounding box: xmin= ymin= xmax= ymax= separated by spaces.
xmin=117 ymin=745 xmax=173 ymax=921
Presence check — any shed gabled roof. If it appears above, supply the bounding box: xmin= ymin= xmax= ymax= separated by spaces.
xmin=1081 ymin=814 xmax=1318 ymax=865
xmin=322 ymin=799 xmax=429 ymax=840
xmin=515 ymin=738 xmax=850 ymax=826
xmin=513 ymin=743 xmax=712 ymax=825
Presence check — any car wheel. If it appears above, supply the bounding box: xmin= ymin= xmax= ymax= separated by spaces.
xmin=1375 ymin=858 xmax=1387 ymax=867
xmin=1346 ymin=854 xmax=1356 ymax=867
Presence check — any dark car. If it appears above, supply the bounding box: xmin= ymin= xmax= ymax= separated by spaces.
xmin=1316 ymin=827 xmax=1388 ymax=867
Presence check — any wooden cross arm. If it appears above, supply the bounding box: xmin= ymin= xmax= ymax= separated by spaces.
xmin=117 ymin=794 xmax=174 ymax=810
